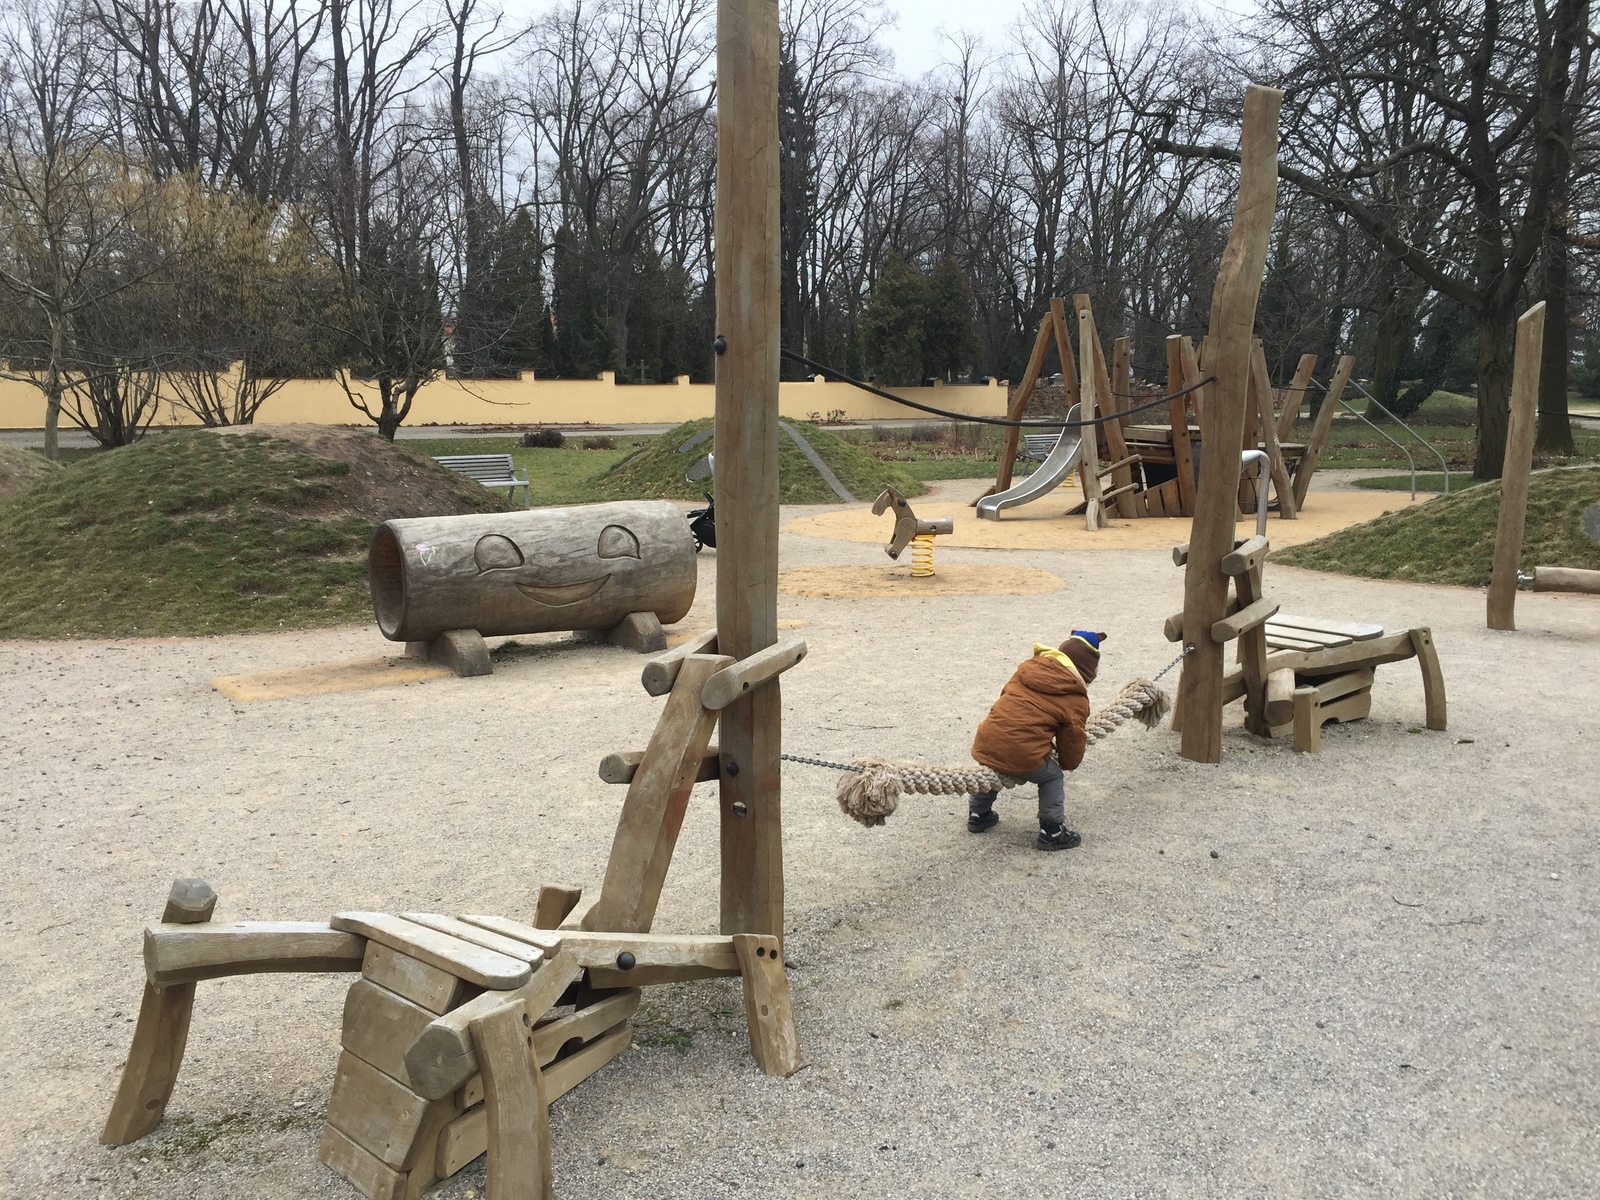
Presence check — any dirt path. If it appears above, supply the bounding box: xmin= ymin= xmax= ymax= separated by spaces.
xmin=2 ymin=510 xmax=1597 ymax=1199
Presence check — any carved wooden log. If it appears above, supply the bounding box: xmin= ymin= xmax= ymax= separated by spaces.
xmin=370 ymin=502 xmax=697 ymax=642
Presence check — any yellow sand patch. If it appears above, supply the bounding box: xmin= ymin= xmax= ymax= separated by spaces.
xmin=778 ymin=563 xmax=1064 ymax=599
xmin=784 ymin=486 xmax=1437 ymax=552
xmin=213 ymin=656 xmax=452 ymax=702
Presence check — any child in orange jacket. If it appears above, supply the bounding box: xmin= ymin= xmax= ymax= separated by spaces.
xmin=967 ymin=631 xmax=1104 ymax=850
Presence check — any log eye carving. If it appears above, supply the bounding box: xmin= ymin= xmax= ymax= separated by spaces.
xmin=597 ymin=524 xmax=640 ymax=560
xmin=474 ymin=534 xmax=525 ymax=572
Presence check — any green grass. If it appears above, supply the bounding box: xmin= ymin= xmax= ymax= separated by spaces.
xmin=402 ymin=436 xmax=643 ymax=505
xmin=1350 ymin=473 xmax=1457 ymax=492
xmin=591 ymin=418 xmax=925 ymax=503
xmin=1275 ymin=465 xmax=1600 ymax=586
xmin=0 ymin=430 xmax=507 ymax=638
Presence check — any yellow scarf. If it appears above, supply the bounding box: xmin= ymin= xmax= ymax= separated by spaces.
xmin=1032 ymin=643 xmax=1085 ymax=685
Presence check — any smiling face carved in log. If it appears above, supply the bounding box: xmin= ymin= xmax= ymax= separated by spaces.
xmin=369 ymin=502 xmax=697 ymax=643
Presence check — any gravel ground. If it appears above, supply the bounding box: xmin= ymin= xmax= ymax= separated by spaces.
xmin=2 ymin=508 xmax=1598 ymax=1200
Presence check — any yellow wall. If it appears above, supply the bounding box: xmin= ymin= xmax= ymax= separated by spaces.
xmin=0 ymin=369 xmax=1009 ymax=430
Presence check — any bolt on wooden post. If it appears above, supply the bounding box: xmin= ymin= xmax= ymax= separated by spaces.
xmin=713 ymin=0 xmax=785 ymax=939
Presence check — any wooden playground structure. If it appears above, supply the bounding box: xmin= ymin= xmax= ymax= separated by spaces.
xmin=102 ymin=3 xmax=802 ymax=1197
xmin=980 ymin=295 xmax=1356 ymax=528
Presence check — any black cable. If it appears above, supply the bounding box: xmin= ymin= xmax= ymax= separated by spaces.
xmin=780 ymin=347 xmax=1213 ymax=430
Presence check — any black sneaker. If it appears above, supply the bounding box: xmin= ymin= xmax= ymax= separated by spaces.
xmin=968 ymin=809 xmax=999 ymax=833
xmin=1037 ymin=822 xmax=1082 ymax=851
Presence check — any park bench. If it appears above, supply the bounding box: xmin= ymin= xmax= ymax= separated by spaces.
xmin=1022 ymin=432 xmax=1061 ymax=462
xmin=433 ymin=454 xmax=530 ymax=507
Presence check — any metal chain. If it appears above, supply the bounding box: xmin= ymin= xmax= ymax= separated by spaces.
xmin=783 ymin=648 xmax=1194 ymax=773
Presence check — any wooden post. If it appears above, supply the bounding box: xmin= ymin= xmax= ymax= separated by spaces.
xmin=1112 ymin=336 xmax=1133 ymax=432
xmin=1249 ymin=341 xmax=1297 ymax=519
xmin=1275 ymin=353 xmax=1317 ymax=442
xmin=469 ymin=1001 xmax=554 ymax=1200
xmin=1177 ymin=84 xmax=1282 ymax=764
xmin=988 ymin=310 xmax=1059 ymax=497
xmin=1047 ymin=297 xmax=1081 ymax=414
xmin=1076 ymin=306 xmax=1109 ymax=530
xmin=1075 ymin=296 xmax=1138 ymax=518
xmin=1292 ymin=353 xmax=1354 ymax=508
xmin=715 ymin=0 xmax=784 ymax=939
xmin=103 ymin=879 xmax=217 ymax=1145
xmin=1487 ymin=302 xmax=1547 ymax=631
xmin=1166 ymin=336 xmax=1197 ymax=517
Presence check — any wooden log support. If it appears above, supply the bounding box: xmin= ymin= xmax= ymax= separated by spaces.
xmin=1166 ymin=335 xmax=1198 ymax=517
xmin=1249 ymin=341 xmax=1298 ymax=519
xmin=404 ymin=951 xmax=583 ymax=1102
xmin=1211 ymin=598 xmax=1279 ymax=643
xmin=702 ymin=635 xmax=807 ymax=711
xmin=1077 ymin=296 xmax=1137 ymax=518
xmin=599 ymin=748 xmax=720 ymax=786
xmin=1047 ymin=296 xmax=1082 ymax=417
xmin=715 ymin=0 xmax=787 ymax=943
xmin=1276 ymin=353 xmax=1318 ymax=442
xmin=103 ymin=879 xmax=217 ymax=1145
xmin=640 ymin=628 xmax=718 ymax=696
xmin=143 ymin=921 xmax=366 ymax=986
xmin=989 ymin=306 xmax=1059 ymax=497
xmin=532 ymin=886 xmax=583 ymax=930
xmin=1076 ymin=305 xmax=1110 ymax=530
xmin=1487 ymin=302 xmax=1548 ymax=630
xmin=733 ymin=934 xmax=803 ymax=1076
xmin=1220 ymin=535 xmax=1270 ymax=577
xmin=1234 ymin=564 xmax=1274 ymax=736
xmin=1292 ymin=353 xmax=1354 ymax=508
xmin=1177 ymin=83 xmax=1282 ymax=764
xmin=1410 ymin=628 xmax=1447 ymax=731
xmin=1112 ymin=335 xmax=1134 ymax=432
xmin=469 ymin=999 xmax=555 ymax=1200
xmin=1264 ymin=668 xmax=1297 ymax=727
xmin=1530 ymin=565 xmax=1600 ymax=594
xmin=585 ymin=653 xmax=731 ymax=933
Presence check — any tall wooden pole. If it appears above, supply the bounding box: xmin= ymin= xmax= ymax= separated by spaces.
xmin=1487 ymin=302 xmax=1547 ymax=631
xmin=1177 ymin=84 xmax=1282 ymax=764
xmin=714 ymin=0 xmax=784 ymax=937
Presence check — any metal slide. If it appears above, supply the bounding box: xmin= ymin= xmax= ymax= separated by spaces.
xmin=975 ymin=404 xmax=1084 ymax=520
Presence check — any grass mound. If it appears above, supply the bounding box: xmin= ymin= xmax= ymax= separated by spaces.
xmin=593 ymin=418 xmax=925 ymax=503
xmin=1276 ymin=466 xmax=1600 ymax=586
xmin=0 ymin=445 xmax=63 ymax=498
xmin=0 ymin=426 xmax=511 ymax=638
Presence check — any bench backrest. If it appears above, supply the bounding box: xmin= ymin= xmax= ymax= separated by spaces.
xmin=433 ymin=454 xmax=519 ymax=482
xmin=1022 ymin=433 xmax=1061 ymax=460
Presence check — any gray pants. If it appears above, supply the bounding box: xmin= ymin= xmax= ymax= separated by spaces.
xmin=969 ymin=759 xmax=1065 ymax=825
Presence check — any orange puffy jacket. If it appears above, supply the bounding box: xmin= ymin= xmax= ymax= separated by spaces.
xmin=970 ymin=646 xmax=1090 ymax=776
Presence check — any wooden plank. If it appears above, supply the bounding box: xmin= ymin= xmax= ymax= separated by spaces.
xmin=326 ymin=1050 xmax=432 ymax=1170
xmin=1309 ymin=668 xmax=1375 ymax=704
xmin=1075 ymin=305 xmax=1110 ymax=530
xmin=144 ymin=921 xmax=365 ymax=986
xmin=1265 ymin=624 xmax=1351 ymax=648
xmin=1212 ymin=597 xmax=1280 ymax=642
xmin=733 ymin=934 xmax=802 ymax=1076
xmin=1292 ymin=688 xmax=1373 ymax=754
xmin=1276 ymin=353 xmax=1317 ymax=442
xmin=702 ymin=635 xmax=807 ymax=710
xmin=1411 ymin=628 xmax=1448 ymax=731
xmin=641 ymin=629 xmax=718 ymax=697
xmin=1292 ymin=353 xmax=1354 ymax=508
xmin=456 ymin=914 xmax=564 ymax=954
xmin=1048 ymin=296 xmax=1082 ymax=415
xmin=542 ymin=1023 xmax=631 ymax=1102
xmin=461 ymin=989 xmax=645 ymax=1112
xmin=332 ymin=913 xmax=531 ymax=990
xmin=533 ymin=885 xmax=583 ymax=930
xmin=363 ymin=943 xmax=471 ymax=1016
xmin=600 ymin=748 xmax=719 ymax=786
xmin=584 ymin=652 xmax=731 ymax=933
xmin=1488 ymin=302 xmax=1547 ymax=630
xmin=1250 ymin=340 xmax=1298 ymax=519
xmin=1265 ymin=633 xmax=1330 ymax=652
xmin=1235 ymin=564 xmax=1273 ymax=735
xmin=404 ymin=951 xmax=583 ymax=1101
xmin=436 ymin=1106 xmax=487 ymax=1180
xmin=1262 ymin=630 xmax=1417 ymax=678
xmin=1177 ymin=84 xmax=1282 ymax=763
xmin=1270 ymin=613 xmax=1383 ymax=640
xmin=342 ymin=979 xmax=439 ymax=1086
xmin=399 ymin=914 xmax=546 ymax=967
xmin=586 ymin=961 xmax=741 ymax=989
xmin=103 ymin=879 xmax=215 ymax=1145
xmin=470 ymin=1000 xmax=554 ymax=1200
xmin=1264 ymin=668 xmax=1296 ymax=726
xmin=1077 ymin=296 xmax=1137 ymax=518
xmin=992 ymin=308 xmax=1058 ymax=494
xmin=318 ymin=1124 xmax=408 ymax=1200
xmin=1220 ymin=535 xmax=1270 ymax=577
xmin=1112 ymin=335 xmax=1134 ymax=432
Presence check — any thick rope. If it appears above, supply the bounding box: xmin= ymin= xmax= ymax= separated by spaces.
xmin=835 ymin=677 xmax=1171 ymax=827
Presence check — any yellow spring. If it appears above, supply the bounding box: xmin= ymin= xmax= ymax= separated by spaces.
xmin=910 ymin=531 xmax=936 ymax=578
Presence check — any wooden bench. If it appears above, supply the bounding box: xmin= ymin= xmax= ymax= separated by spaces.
xmin=433 ymin=454 xmax=530 ymax=507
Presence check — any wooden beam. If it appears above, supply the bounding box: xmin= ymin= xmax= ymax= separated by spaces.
xmin=715 ymin=0 xmax=786 ymax=943
xmin=640 ymin=628 xmax=718 ymax=696
xmin=1275 ymin=353 xmax=1317 ymax=442
xmin=1112 ymin=336 xmax=1133 ymax=432
xmin=331 ymin=913 xmax=531 ymax=990
xmin=1249 ymin=340 xmax=1298 ymax=519
xmin=733 ymin=934 xmax=803 ymax=1076
xmin=1487 ymin=302 xmax=1547 ymax=630
xmin=469 ymin=1000 xmax=554 ymax=1200
xmin=702 ymin=635 xmax=807 ymax=710
xmin=1211 ymin=597 xmax=1280 ymax=642
xmin=1076 ymin=296 xmax=1138 ymax=518
xmin=103 ymin=879 xmax=216 ymax=1145
xmin=1220 ymin=535 xmax=1270 ymax=577
xmin=532 ymin=885 xmax=583 ymax=930
xmin=989 ymin=308 xmax=1058 ymax=496
xmin=1076 ymin=305 xmax=1109 ymax=530
xmin=1166 ymin=336 xmax=1197 ymax=517
xmin=1292 ymin=353 xmax=1354 ymax=508
xmin=1530 ymin=565 xmax=1600 ymax=593
xmin=1177 ymin=83 xmax=1283 ymax=763
xmin=143 ymin=921 xmax=365 ymax=986
xmin=600 ymin=748 xmax=719 ymax=786
xmin=1410 ymin=627 xmax=1448 ymax=731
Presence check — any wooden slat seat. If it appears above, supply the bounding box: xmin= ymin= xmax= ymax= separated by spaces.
xmin=432 ymin=454 xmax=530 ymax=507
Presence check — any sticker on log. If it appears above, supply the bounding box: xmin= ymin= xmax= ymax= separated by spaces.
xmin=369 ymin=502 xmax=697 ymax=643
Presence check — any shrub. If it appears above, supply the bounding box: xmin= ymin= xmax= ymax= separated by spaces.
xmin=522 ymin=427 xmax=564 ymax=448
xmin=585 ymin=435 xmax=616 ymax=450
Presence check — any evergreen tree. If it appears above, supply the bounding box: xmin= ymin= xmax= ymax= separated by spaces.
xmin=861 ymin=255 xmax=928 ymax=385
xmin=921 ymin=257 xmax=978 ymax=381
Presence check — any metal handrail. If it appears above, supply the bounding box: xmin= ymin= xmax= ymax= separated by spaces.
xmin=1307 ymin=377 xmax=1451 ymax=498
